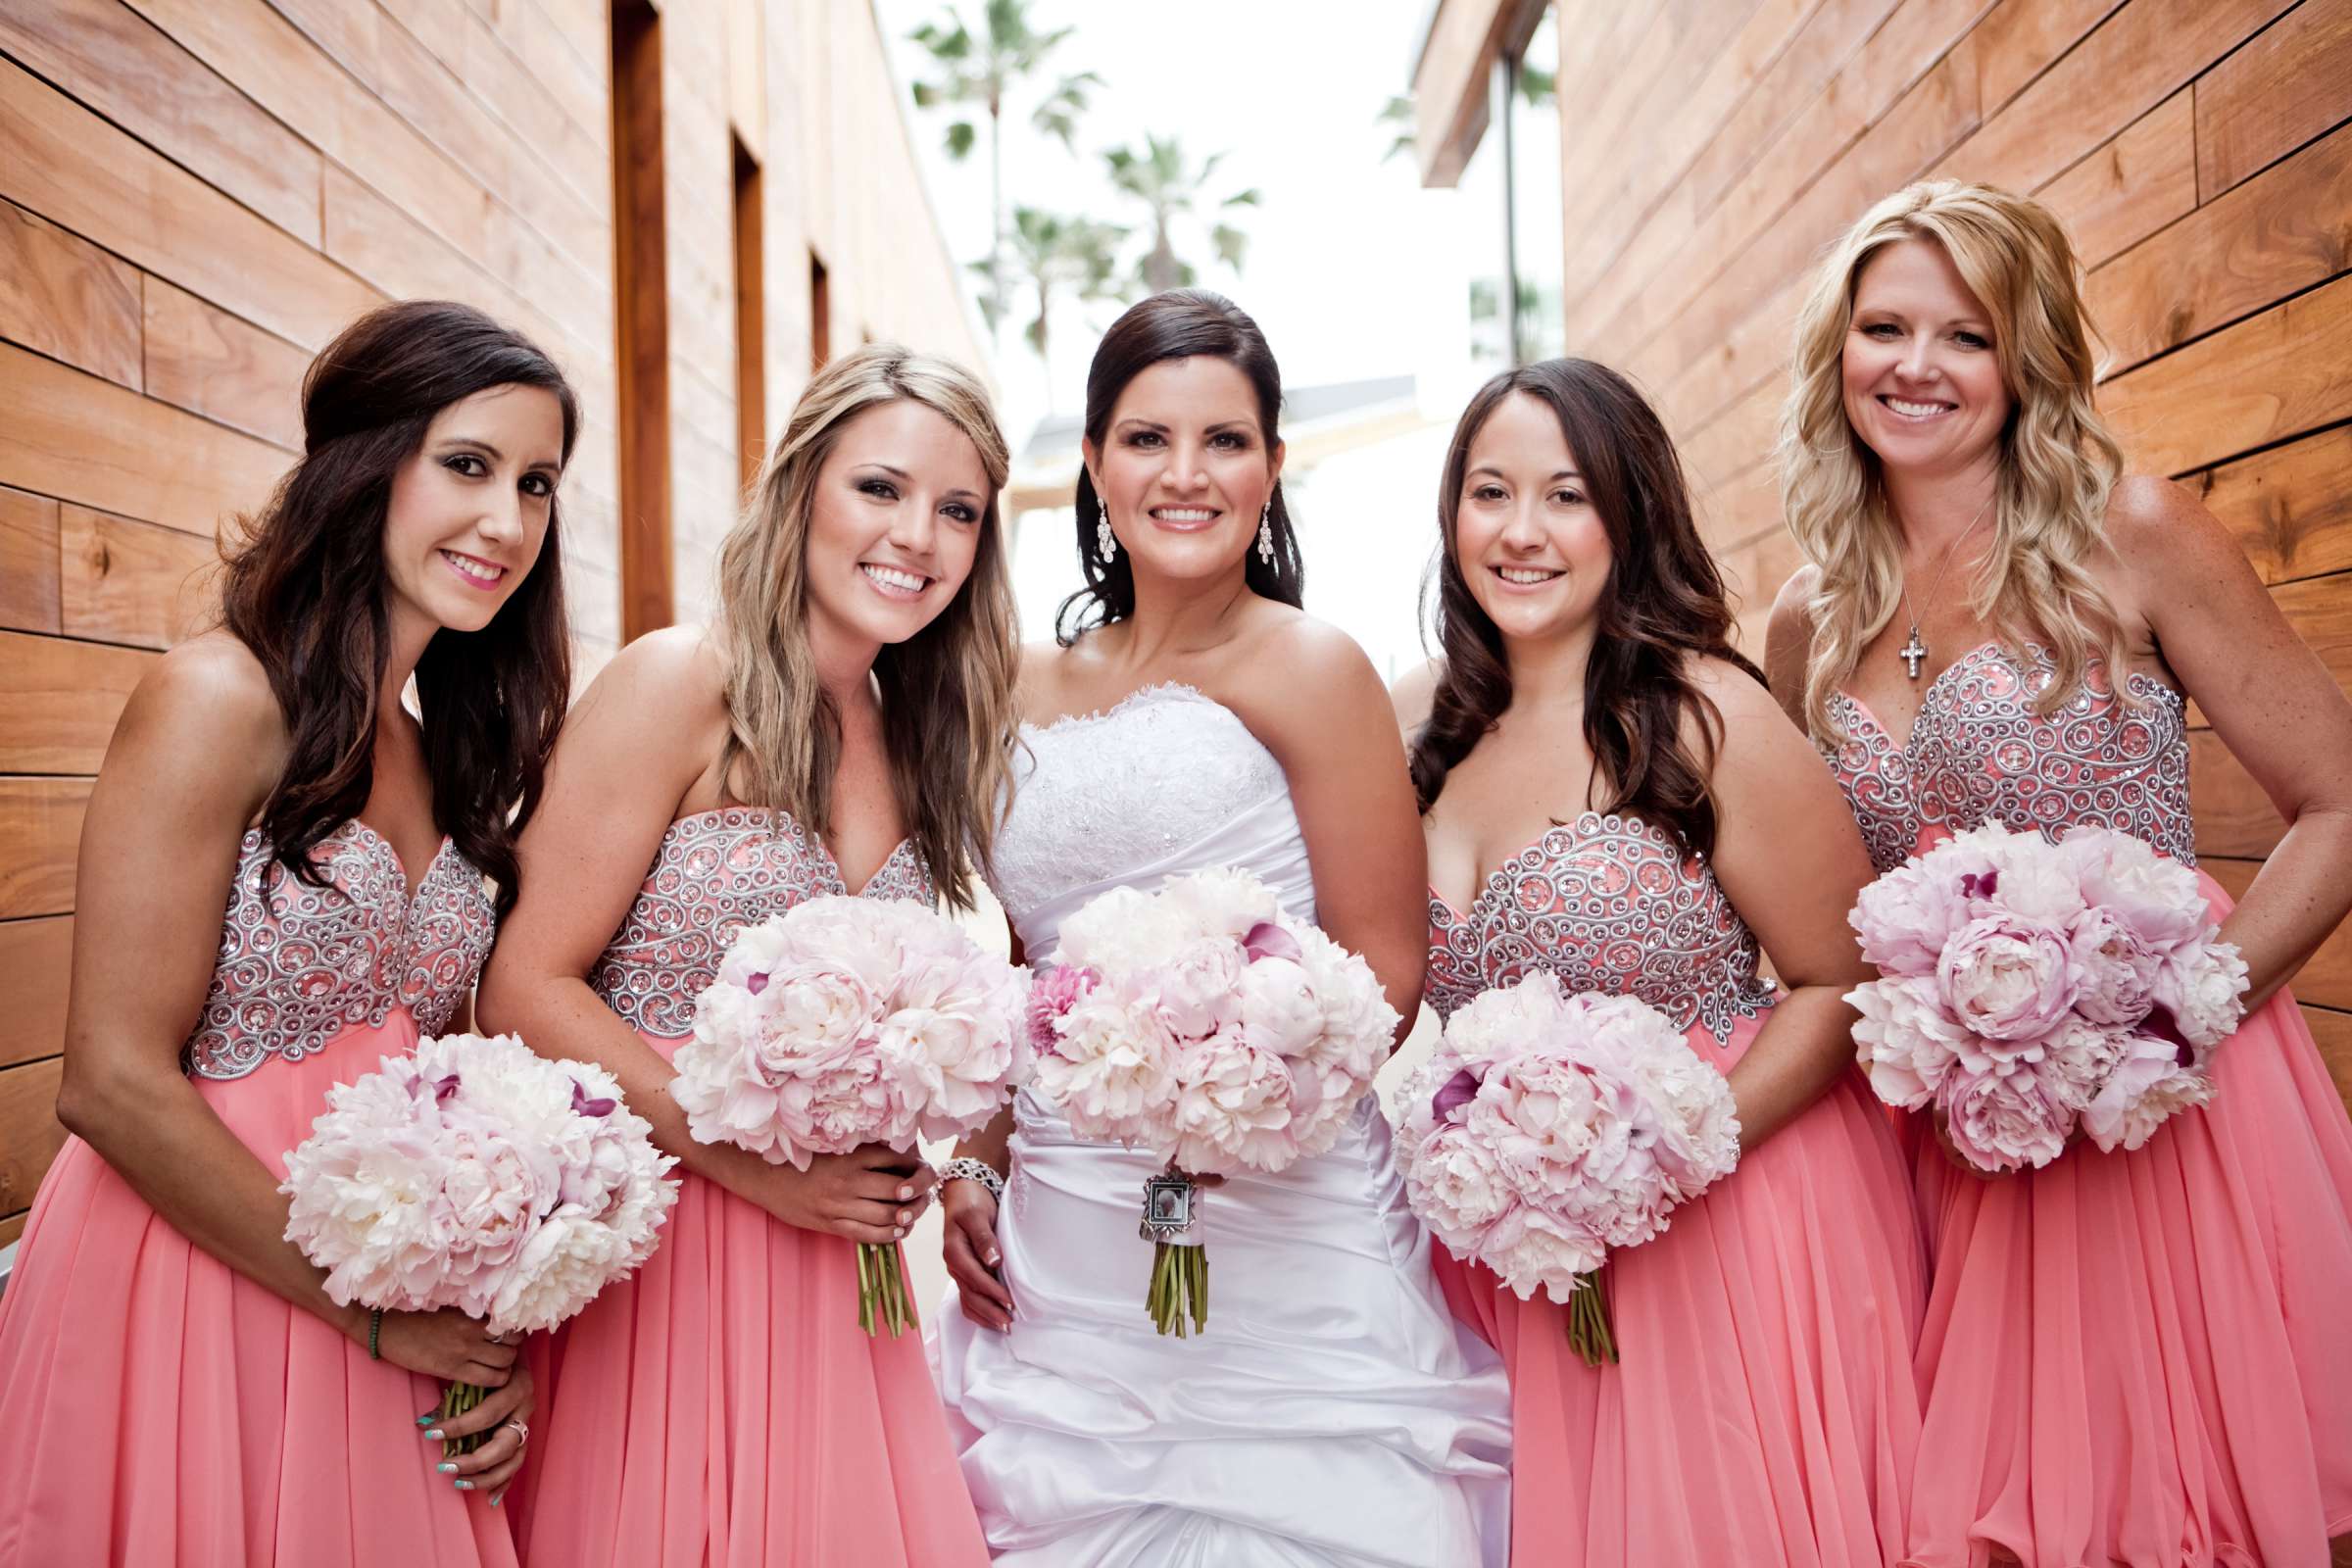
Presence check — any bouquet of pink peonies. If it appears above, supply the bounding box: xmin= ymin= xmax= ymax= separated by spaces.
xmin=1848 ymin=820 xmax=2248 ymax=1172
xmin=1393 ymin=973 xmax=1742 ymax=1365
xmin=672 ymin=896 xmax=1030 ymax=1336
xmin=1027 ymin=867 xmax=1401 ymax=1336
xmin=282 ymin=1033 xmax=679 ymax=1451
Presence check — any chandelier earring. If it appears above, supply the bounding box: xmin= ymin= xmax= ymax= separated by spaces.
xmin=1256 ymin=500 xmax=1275 ymax=565
xmin=1095 ymin=499 xmax=1117 ymax=565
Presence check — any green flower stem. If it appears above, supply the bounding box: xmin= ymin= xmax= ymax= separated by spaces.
xmin=1565 ymin=1268 xmax=1619 ymax=1366
xmin=857 ymin=1240 xmax=916 ymax=1340
xmin=439 ymin=1380 xmax=490 ymax=1458
xmin=1146 ymin=1242 xmax=1210 ymax=1338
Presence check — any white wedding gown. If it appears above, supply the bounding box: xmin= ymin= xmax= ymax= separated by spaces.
xmin=931 ymin=682 xmax=1511 ymax=1567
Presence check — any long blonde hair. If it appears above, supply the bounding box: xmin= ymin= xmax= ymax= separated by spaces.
xmin=713 ymin=344 xmax=1018 ymax=909
xmin=1779 ymin=179 xmax=2130 ymax=743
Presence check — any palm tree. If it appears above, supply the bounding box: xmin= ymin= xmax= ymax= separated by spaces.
xmin=906 ymin=1 xmax=1100 ymax=344
xmin=1102 ymin=135 xmax=1260 ymax=297
xmin=970 ymin=207 xmax=1124 ymax=403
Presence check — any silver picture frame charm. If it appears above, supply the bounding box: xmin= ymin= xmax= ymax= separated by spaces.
xmin=1139 ymin=1171 xmax=1198 ymax=1242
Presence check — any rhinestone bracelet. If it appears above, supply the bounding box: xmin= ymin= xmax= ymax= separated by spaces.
xmin=940 ymin=1156 xmax=1005 ymax=1202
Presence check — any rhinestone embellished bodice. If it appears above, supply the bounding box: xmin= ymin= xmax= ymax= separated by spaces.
xmin=184 ymin=822 xmax=492 ymax=1080
xmin=1425 ymin=811 xmax=1776 ymax=1043
xmin=588 ymin=807 xmax=935 ymax=1038
xmin=1825 ymin=641 xmax=2193 ymax=874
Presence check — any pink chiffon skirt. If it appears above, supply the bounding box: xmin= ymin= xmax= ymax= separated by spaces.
xmin=1899 ymin=872 xmax=2352 ymax=1568
xmin=511 ymin=1028 xmax=987 ymax=1568
xmin=0 ymin=1015 xmax=514 ymax=1568
xmin=1437 ymin=1005 xmax=1930 ymax=1565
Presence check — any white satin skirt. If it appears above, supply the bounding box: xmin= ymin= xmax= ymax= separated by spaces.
xmin=930 ymin=1089 xmax=1512 ymax=1567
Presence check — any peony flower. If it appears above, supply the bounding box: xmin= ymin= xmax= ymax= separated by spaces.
xmin=1154 ymin=937 xmax=1247 ymax=1038
xmin=1850 ymin=856 xmax=1979 ymax=977
xmin=1936 ymin=1062 xmax=2071 ymax=1172
xmin=2149 ymin=940 xmax=2249 ymax=1053
xmin=1936 ymin=913 xmax=2080 ymax=1041
xmin=2079 ymin=1031 xmax=2216 ymax=1152
xmin=2063 ymin=826 xmax=2208 ymax=952
xmin=1847 ymin=974 xmax=1969 ymax=1107
xmin=2067 ymin=906 xmax=2160 ymax=1027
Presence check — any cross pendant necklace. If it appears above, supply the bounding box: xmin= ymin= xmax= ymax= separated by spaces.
xmin=1898 ymin=627 xmax=1928 ymax=679
xmin=1895 ymin=496 xmax=1995 ymax=681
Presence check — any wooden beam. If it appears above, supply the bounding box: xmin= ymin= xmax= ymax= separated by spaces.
xmin=0 ymin=488 xmax=61 ymax=637
xmin=0 ymin=630 xmax=149 ymax=774
xmin=0 ymin=198 xmax=141 ymax=390
xmin=0 ymin=777 xmax=92 ymax=919
xmin=0 ymin=917 xmax=73 ymax=1071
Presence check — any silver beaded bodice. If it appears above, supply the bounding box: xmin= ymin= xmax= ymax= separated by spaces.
xmin=1425 ymin=811 xmax=1776 ymax=1043
xmin=1826 ymin=641 xmax=2194 ymax=874
xmin=588 ymin=808 xmax=935 ymax=1038
xmin=183 ymin=823 xmax=492 ymax=1080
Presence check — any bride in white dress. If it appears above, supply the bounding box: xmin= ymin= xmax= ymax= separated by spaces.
xmin=930 ymin=291 xmax=1510 ymax=1567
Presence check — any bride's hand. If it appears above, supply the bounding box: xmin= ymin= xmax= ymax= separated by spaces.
xmin=942 ymin=1175 xmax=1015 ymax=1331
xmin=746 ymin=1144 xmax=935 ymax=1243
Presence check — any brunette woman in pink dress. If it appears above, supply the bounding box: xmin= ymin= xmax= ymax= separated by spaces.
xmin=1767 ymin=179 xmax=2352 ymax=1568
xmin=477 ymin=345 xmax=1010 ymax=1568
xmin=1395 ymin=358 xmax=1927 ymax=1564
xmin=0 ymin=300 xmax=577 ymax=1566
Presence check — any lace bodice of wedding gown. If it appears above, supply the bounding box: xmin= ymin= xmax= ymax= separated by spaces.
xmin=991 ymin=681 xmax=1313 ymax=956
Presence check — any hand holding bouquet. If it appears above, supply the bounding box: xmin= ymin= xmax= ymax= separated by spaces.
xmin=1848 ymin=821 xmax=2248 ymax=1173
xmin=1393 ymin=973 xmax=1741 ymax=1365
xmin=281 ymin=1033 xmax=679 ymax=1450
xmin=1027 ymin=867 xmax=1401 ymax=1336
xmin=671 ymin=896 xmax=1030 ymax=1335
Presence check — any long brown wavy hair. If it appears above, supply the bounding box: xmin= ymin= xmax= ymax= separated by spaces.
xmin=220 ymin=299 xmax=575 ymax=914
xmin=714 ymin=344 xmax=1019 ymax=911
xmin=1409 ymin=359 xmax=1759 ymax=858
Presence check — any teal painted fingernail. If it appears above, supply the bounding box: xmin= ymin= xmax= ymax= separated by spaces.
xmin=416 ymin=1414 xmax=435 ymax=1427
xmin=490 ymin=1494 xmax=504 ymax=1509
xmin=423 ymin=1428 xmax=445 ymax=1441
xmin=455 ymin=1480 xmax=475 ymax=1491
xmin=436 ymin=1462 xmax=457 ymax=1474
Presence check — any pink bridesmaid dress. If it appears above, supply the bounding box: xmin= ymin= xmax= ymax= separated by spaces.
xmin=1827 ymin=642 xmax=2352 ymax=1567
xmin=511 ymin=807 xmax=988 ymax=1568
xmin=1426 ymin=809 xmax=1929 ymax=1564
xmin=0 ymin=822 xmax=510 ymax=1568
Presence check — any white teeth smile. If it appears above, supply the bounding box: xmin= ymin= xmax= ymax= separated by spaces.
xmin=440 ymin=549 xmax=506 ymax=587
xmin=1152 ymin=508 xmax=1217 ymax=522
xmin=1883 ymin=397 xmax=1954 ymax=419
xmin=861 ymin=564 xmax=929 ymax=595
xmin=1494 ymin=565 xmax=1562 ymax=585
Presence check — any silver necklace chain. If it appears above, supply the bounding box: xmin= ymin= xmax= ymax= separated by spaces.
xmin=1895 ymin=497 xmax=1994 ymax=680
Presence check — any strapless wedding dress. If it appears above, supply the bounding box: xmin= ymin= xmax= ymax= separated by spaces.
xmin=930 ymin=682 xmax=1511 ymax=1567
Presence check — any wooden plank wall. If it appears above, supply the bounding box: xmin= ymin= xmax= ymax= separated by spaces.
xmin=1547 ymin=0 xmax=2352 ymax=1100
xmin=0 ymin=0 xmax=990 ymax=1247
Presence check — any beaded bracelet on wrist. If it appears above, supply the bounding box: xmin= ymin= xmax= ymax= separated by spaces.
xmin=940 ymin=1156 xmax=1005 ymax=1201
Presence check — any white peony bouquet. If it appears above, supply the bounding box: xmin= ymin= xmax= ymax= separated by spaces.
xmin=672 ymin=896 xmax=1030 ymax=1336
xmin=1848 ymin=821 xmax=2248 ymax=1173
xmin=281 ymin=1032 xmax=679 ymax=1449
xmin=1393 ymin=973 xmax=1741 ymax=1365
xmin=1026 ymin=867 xmax=1401 ymax=1336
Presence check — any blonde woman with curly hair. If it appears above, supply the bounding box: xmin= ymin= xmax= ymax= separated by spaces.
xmin=478 ymin=345 xmax=1015 ymax=1566
xmin=1766 ymin=180 xmax=2352 ymax=1568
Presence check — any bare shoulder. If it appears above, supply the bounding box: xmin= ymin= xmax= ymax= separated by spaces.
xmin=1766 ymin=562 xmax=1821 ymax=638
xmin=1014 ymin=639 xmax=1075 ymax=717
xmin=1762 ymin=563 xmax=1822 ymax=713
xmin=579 ymin=622 xmax=726 ymax=717
xmin=2104 ymin=473 xmax=2238 ymax=573
xmin=1685 ymin=652 xmax=1788 ymax=734
xmin=1389 ymin=655 xmax=1446 ymax=734
xmin=109 ymin=631 xmax=287 ymax=823
xmin=1221 ymin=611 xmax=1387 ymax=747
xmin=1235 ymin=610 xmax=1384 ymax=705
xmin=131 ymin=632 xmax=284 ymax=757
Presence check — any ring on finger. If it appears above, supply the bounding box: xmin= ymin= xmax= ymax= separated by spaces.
xmin=506 ymin=1418 xmax=529 ymax=1447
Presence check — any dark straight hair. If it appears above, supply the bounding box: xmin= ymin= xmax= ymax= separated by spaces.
xmin=219 ymin=299 xmax=577 ymax=915
xmin=1056 ymin=289 xmax=1304 ymax=643
xmin=1410 ymin=357 xmax=1762 ymax=858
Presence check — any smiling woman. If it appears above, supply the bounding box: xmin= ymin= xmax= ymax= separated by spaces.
xmin=473 ymin=342 xmax=1013 ymax=1568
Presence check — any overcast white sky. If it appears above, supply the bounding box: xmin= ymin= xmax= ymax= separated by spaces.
xmin=876 ymin=0 xmax=1504 ymax=676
